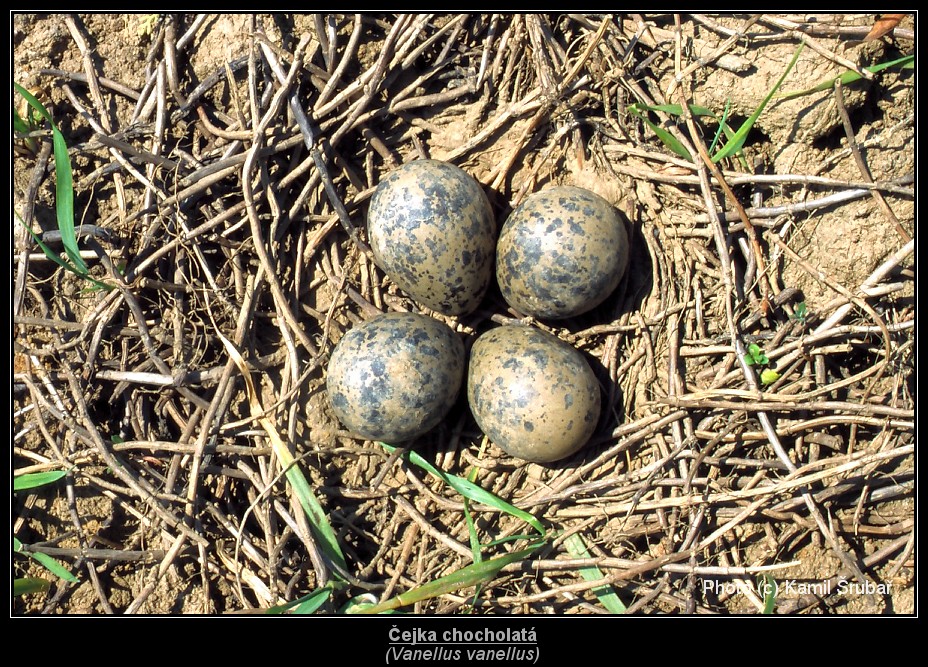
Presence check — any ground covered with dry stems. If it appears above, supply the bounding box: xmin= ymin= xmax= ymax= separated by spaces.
xmin=12 ymin=13 xmax=914 ymax=615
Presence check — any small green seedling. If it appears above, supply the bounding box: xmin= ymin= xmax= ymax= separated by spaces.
xmin=14 ymin=84 xmax=114 ymax=290
xmin=346 ymin=541 xmax=545 ymax=615
xmin=337 ymin=444 xmax=548 ymax=614
xmin=744 ymin=343 xmax=780 ymax=386
xmin=14 ymin=84 xmax=85 ymax=273
xmin=271 ymin=443 xmax=548 ymax=614
xmin=760 ymin=368 xmax=781 ymax=386
xmin=758 ymin=574 xmax=778 ymax=614
xmin=628 ymin=44 xmax=804 ymax=164
xmin=14 ymin=470 xmax=79 ymax=595
xmin=135 ymin=14 xmax=161 ymax=38
xmin=777 ymin=54 xmax=914 ymax=101
xmin=791 ymin=301 xmax=808 ymax=326
xmin=628 ymin=100 xmax=747 ymax=168
xmin=743 ymin=343 xmax=769 ymax=367
xmin=564 ymin=532 xmax=627 ymax=613
xmin=13 ymin=99 xmax=43 ymax=155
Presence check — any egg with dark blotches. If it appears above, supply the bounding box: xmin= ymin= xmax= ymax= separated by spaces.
xmin=326 ymin=313 xmax=465 ymax=443
xmin=367 ymin=159 xmax=496 ymax=316
xmin=467 ymin=325 xmax=601 ymax=463
xmin=496 ymin=186 xmax=629 ymax=320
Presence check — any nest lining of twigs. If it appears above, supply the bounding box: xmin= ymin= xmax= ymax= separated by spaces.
xmin=13 ymin=14 xmax=914 ymax=614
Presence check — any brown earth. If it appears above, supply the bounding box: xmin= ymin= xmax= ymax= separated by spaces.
xmin=12 ymin=14 xmax=914 ymax=616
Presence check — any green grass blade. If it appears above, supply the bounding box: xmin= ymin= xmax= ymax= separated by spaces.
xmin=463 ymin=467 xmax=483 ymax=563
xmin=640 ymin=116 xmax=693 ymax=161
xmin=51 ymin=126 xmax=81 ymax=271
xmin=26 ymin=550 xmax=79 ymax=583
xmin=381 ymin=443 xmax=545 ymax=535
xmin=14 ymin=469 xmax=69 ymax=492
xmin=708 ymin=99 xmax=732 ymax=155
xmin=759 ymin=575 xmax=777 ymax=614
xmin=628 ymin=102 xmax=720 ymax=119
xmin=280 ymin=460 xmax=348 ymax=575
xmin=713 ymin=44 xmax=804 ymax=163
xmin=293 ymin=587 xmax=333 ymax=614
xmin=265 ymin=584 xmax=338 ymax=614
xmin=16 ymin=215 xmax=112 ymax=290
xmin=291 ymin=586 xmax=334 ymax=614
xmin=777 ymin=54 xmax=914 ymax=101
xmin=13 ymin=106 xmax=31 ymax=134
xmin=14 ymin=577 xmax=51 ymax=596
xmin=341 ymin=593 xmax=403 ymax=614
xmin=211 ymin=326 xmax=348 ymax=578
xmin=564 ymin=533 xmax=627 ymax=613
xmin=481 ymin=532 xmax=540 ymax=548
xmin=463 ymin=503 xmax=482 ymax=563
xmin=15 ymin=534 xmax=79 ymax=585
xmin=348 ymin=541 xmax=544 ymax=614
xmin=630 ymin=101 xmax=744 ymax=165
xmin=14 ymin=83 xmax=86 ymax=274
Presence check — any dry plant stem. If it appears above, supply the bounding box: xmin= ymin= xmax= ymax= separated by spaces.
xmin=56 ymin=367 xmax=207 ymax=548
xmin=14 ymin=141 xmax=53 ymax=319
xmin=767 ymin=234 xmax=894 ymax=366
xmin=666 ymin=395 xmax=911 ymax=420
xmin=607 ymin=147 xmax=914 ymax=195
xmin=21 ymin=544 xmax=165 ymax=562
xmin=39 ymin=67 xmax=141 ymax=100
xmin=506 ymin=556 xmax=798 ymax=576
xmin=688 ymin=187 xmax=912 ymax=227
xmin=185 ymin=269 xmax=264 ymax=515
xmin=124 ymin=532 xmax=188 ymax=614
xmin=315 ymin=14 xmax=364 ymax=109
xmin=394 ymin=496 xmax=471 ymax=559
xmin=884 ymin=530 xmax=915 ymax=580
xmin=691 ymin=12 xmax=914 ymax=42
xmin=61 ymin=85 xmax=166 ymax=210
xmin=287 ymin=87 xmax=366 ymax=253
xmin=672 ymin=21 xmax=869 ymax=586
xmin=672 ymin=96 xmax=773 ymax=307
xmin=833 ymin=80 xmax=911 ymax=242
xmin=107 ymin=281 xmax=211 ymax=412
xmin=551 ymin=445 xmax=911 ymax=517
xmin=63 ymin=15 xmax=127 ymax=215
xmin=490 ymin=15 xmax=609 ymax=193
xmin=499 ymin=549 xmax=695 ymax=605
xmin=814 ymin=239 xmax=913 ymax=335
xmin=695 ymin=316 xmax=911 ymax=395
xmin=241 ymin=37 xmax=320 ymax=358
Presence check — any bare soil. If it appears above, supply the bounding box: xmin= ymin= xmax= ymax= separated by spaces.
xmin=12 ymin=14 xmax=914 ymax=616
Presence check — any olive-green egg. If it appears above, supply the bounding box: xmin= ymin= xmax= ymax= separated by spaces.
xmin=467 ymin=325 xmax=601 ymax=463
xmin=496 ymin=186 xmax=629 ymax=320
xmin=367 ymin=160 xmax=496 ymax=316
xmin=326 ymin=313 xmax=465 ymax=443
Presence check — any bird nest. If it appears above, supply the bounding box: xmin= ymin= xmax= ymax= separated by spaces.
xmin=13 ymin=14 xmax=914 ymax=615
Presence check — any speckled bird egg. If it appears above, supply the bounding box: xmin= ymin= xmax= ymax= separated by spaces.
xmin=367 ymin=160 xmax=496 ymax=316
xmin=326 ymin=313 xmax=465 ymax=443
xmin=496 ymin=186 xmax=629 ymax=320
xmin=467 ymin=325 xmax=601 ymax=463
